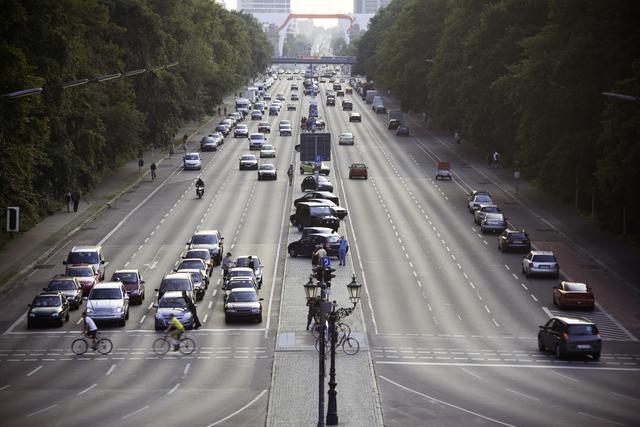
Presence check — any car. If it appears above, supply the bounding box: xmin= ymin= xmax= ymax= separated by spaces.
xmin=257 ymin=121 xmax=271 ymax=133
xmin=111 ymin=269 xmax=145 ymax=305
xmin=156 ymin=272 xmax=195 ymax=302
xmin=85 ymin=282 xmax=130 ymax=326
xmin=279 ymin=124 xmax=292 ymax=136
xmin=43 ymin=276 xmax=83 ymax=309
xmin=224 ymin=288 xmax=263 ymax=323
xmin=64 ymin=245 xmax=105 ymax=280
xmin=269 ymin=106 xmax=279 ymax=116
xmin=187 ymin=229 xmax=224 ymax=263
xmin=291 ymin=93 xmax=299 ymax=100
xmin=262 ymin=93 xmax=271 ymax=101
xmin=229 ymin=111 xmax=243 ymax=122
xmin=349 ymin=112 xmax=362 ymax=122
xmin=250 ymin=109 xmax=263 ymax=120
xmin=336 ymin=90 xmax=344 ymax=97
xmin=301 ymin=175 xmax=333 ymax=192
xmin=301 ymin=226 xmax=338 ymax=238
xmin=498 ymin=229 xmax=531 ymax=253
xmin=254 ymin=102 xmax=266 ymax=113
xmin=342 ymin=100 xmax=353 ymax=110
xmin=468 ymin=190 xmax=491 ymax=202
xmin=396 ymin=126 xmax=410 ymax=136
xmin=223 ymin=277 xmax=259 ymax=302
xmin=210 ymin=132 xmax=224 ymax=146
xmin=388 ymin=119 xmax=400 ymax=130
xmin=221 ymin=118 xmax=234 ymax=129
xmin=294 ymin=191 xmax=339 ymax=206
xmin=215 ymin=123 xmax=230 ymax=136
xmin=522 ymin=250 xmax=560 ymax=278
xmin=183 ymin=152 xmax=202 ymax=170
xmin=182 ymin=248 xmax=214 ymax=276
xmin=276 ymin=93 xmax=285 ymax=101
xmin=27 ymin=292 xmax=70 ymax=328
xmin=287 ymin=103 xmax=297 ymax=111
xmin=326 ymin=96 xmax=336 ymax=106
xmin=200 ymin=135 xmax=218 ymax=151
xmin=235 ymin=255 xmax=264 ymax=287
xmin=305 ymin=198 xmax=348 ymax=219
xmin=258 ymin=163 xmax=277 ymax=180
xmin=239 ymin=154 xmax=259 ymax=170
xmin=373 ymin=104 xmax=386 ymax=114
xmin=538 ymin=316 xmax=601 ymax=360
xmin=153 ymin=291 xmax=195 ymax=331
xmin=468 ymin=194 xmax=493 ymax=213
xmin=234 ymin=124 xmax=249 ymax=138
xmin=225 ymin=114 xmax=237 ymax=126
xmin=553 ymin=281 xmax=595 ymax=310
xmin=349 ymin=163 xmax=368 ymax=179
xmin=248 ymin=133 xmax=267 ymax=150
xmin=260 ymin=144 xmax=276 ymax=158
xmin=290 ymin=201 xmax=340 ymax=232
xmin=65 ymin=264 xmax=99 ymax=296
xmin=480 ymin=213 xmax=507 ymax=234
xmin=474 ymin=204 xmax=502 ymax=225
xmin=175 ymin=269 xmax=206 ymax=300
xmin=175 ymin=258 xmax=209 ymax=286
xmin=288 ymin=233 xmax=343 ymax=258
xmin=300 ymin=161 xmax=330 ymax=175
xmin=338 ymin=132 xmax=354 ymax=145
xmin=224 ymin=267 xmax=257 ymax=288
xmin=291 ymin=84 xmax=298 ymax=90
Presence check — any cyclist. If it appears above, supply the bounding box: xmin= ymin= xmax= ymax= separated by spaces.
xmin=165 ymin=313 xmax=185 ymax=351
xmin=82 ymin=311 xmax=99 ymax=349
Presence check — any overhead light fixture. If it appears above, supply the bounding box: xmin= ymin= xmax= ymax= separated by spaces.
xmin=124 ymin=68 xmax=146 ymax=77
xmin=1 ymin=87 xmax=43 ymax=98
xmin=94 ymin=73 xmax=122 ymax=82
xmin=61 ymin=79 xmax=89 ymax=89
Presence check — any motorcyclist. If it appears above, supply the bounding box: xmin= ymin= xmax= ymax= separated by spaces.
xmin=196 ymin=178 xmax=205 ymax=189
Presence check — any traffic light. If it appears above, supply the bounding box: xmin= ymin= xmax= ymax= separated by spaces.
xmin=6 ymin=206 xmax=19 ymax=232
xmin=323 ymin=267 xmax=336 ymax=284
xmin=315 ymin=266 xmax=324 ymax=282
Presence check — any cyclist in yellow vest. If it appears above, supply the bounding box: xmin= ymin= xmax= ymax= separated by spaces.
xmin=165 ymin=313 xmax=185 ymax=351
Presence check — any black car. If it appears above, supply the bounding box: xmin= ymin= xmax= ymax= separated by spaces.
xmin=498 ymin=230 xmax=531 ymax=253
xmin=288 ymin=233 xmax=344 ymax=257
xmin=290 ymin=202 xmax=340 ymax=232
xmin=396 ymin=126 xmax=410 ymax=136
xmin=301 ymin=175 xmax=333 ymax=192
xmin=43 ymin=276 xmax=83 ymax=309
xmin=388 ymin=119 xmax=400 ymax=130
xmin=295 ymin=191 xmax=340 ymax=206
xmin=27 ymin=292 xmax=70 ymax=328
xmin=538 ymin=316 xmax=601 ymax=360
xmin=301 ymin=227 xmax=338 ymax=238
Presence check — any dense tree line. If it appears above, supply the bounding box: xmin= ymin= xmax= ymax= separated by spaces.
xmin=355 ymin=0 xmax=640 ymax=239
xmin=0 ymin=0 xmax=271 ymax=236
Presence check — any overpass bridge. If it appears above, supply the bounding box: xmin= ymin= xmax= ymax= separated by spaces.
xmin=271 ymin=56 xmax=357 ymax=65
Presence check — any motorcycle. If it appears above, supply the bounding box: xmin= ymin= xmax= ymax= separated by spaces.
xmin=196 ymin=185 xmax=204 ymax=199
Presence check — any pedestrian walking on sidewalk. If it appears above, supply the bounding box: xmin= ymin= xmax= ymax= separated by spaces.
xmin=182 ymin=291 xmax=201 ymax=329
xmin=65 ymin=191 xmax=72 ymax=212
xmin=72 ymin=191 xmax=80 ymax=212
xmin=454 ymin=131 xmax=461 ymax=145
xmin=150 ymin=162 xmax=157 ymax=180
xmin=306 ymin=297 xmax=318 ymax=330
xmin=493 ymin=151 xmax=500 ymax=168
xmin=338 ymin=236 xmax=349 ymax=266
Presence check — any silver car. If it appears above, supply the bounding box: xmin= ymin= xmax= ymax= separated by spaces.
xmin=480 ymin=213 xmax=507 ymax=233
xmin=85 ymin=282 xmax=129 ymax=326
xmin=235 ymin=256 xmax=263 ymax=287
xmin=468 ymin=194 xmax=493 ymax=213
xmin=474 ymin=204 xmax=501 ymax=225
xmin=153 ymin=291 xmax=195 ymax=331
xmin=522 ymin=250 xmax=560 ymax=278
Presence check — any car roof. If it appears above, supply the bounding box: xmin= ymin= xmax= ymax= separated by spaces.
xmin=164 ymin=272 xmax=192 ymax=280
xmin=70 ymin=245 xmax=101 ymax=252
xmin=92 ymin=281 xmax=124 ymax=289
xmin=229 ymin=287 xmax=257 ymax=294
xmin=552 ymin=316 xmax=594 ymax=325
xmin=531 ymin=250 xmax=554 ymax=255
xmin=194 ymin=229 xmax=219 ymax=235
xmin=160 ymin=291 xmax=185 ymax=299
xmin=236 ymin=255 xmax=260 ymax=260
xmin=298 ymin=201 xmax=332 ymax=207
xmin=113 ymin=269 xmax=139 ymax=274
xmin=37 ymin=291 xmax=63 ymax=297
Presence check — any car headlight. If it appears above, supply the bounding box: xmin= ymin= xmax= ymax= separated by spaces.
xmin=155 ymin=313 xmax=163 ymax=319
xmin=114 ymin=307 xmax=124 ymax=313
xmin=183 ymin=312 xmax=192 ymax=319
xmin=53 ymin=312 xmax=62 ymax=317
xmin=225 ymin=306 xmax=235 ymax=312
xmin=86 ymin=308 xmax=93 ymax=314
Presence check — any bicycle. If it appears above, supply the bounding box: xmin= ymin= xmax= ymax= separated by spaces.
xmin=315 ymin=330 xmax=359 ymax=356
xmin=152 ymin=334 xmax=196 ymax=355
xmin=72 ymin=332 xmax=113 ymax=355
xmin=311 ymin=320 xmax=350 ymax=341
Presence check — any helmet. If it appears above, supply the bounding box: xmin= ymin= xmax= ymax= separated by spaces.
xmin=169 ymin=313 xmax=175 ymax=318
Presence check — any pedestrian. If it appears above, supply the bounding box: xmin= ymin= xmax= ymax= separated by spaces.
xmin=306 ymin=297 xmax=318 ymax=330
xmin=311 ymin=245 xmax=321 ymax=267
xmin=224 ymin=107 xmax=227 ymax=115
xmin=72 ymin=191 xmax=80 ymax=212
xmin=287 ymin=164 xmax=294 ymax=186
xmin=150 ymin=162 xmax=157 ymax=180
xmin=65 ymin=191 xmax=72 ymax=212
xmin=454 ymin=131 xmax=461 ymax=145
xmin=493 ymin=151 xmax=500 ymax=168
xmin=217 ymin=106 xmax=221 ymax=115
xmin=338 ymin=236 xmax=349 ymax=266
xmin=182 ymin=291 xmax=201 ymax=329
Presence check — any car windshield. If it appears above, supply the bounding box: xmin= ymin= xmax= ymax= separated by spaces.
xmin=237 ymin=125 xmax=247 ymax=130
xmin=310 ymin=206 xmax=333 ymax=216
xmin=326 ymin=235 xmax=340 ymax=243
xmin=68 ymin=251 xmax=99 ymax=264
xmin=474 ymin=196 xmax=492 ymax=203
xmin=112 ymin=272 xmax=137 ymax=284
xmin=483 ymin=206 xmax=500 ymax=212
xmin=159 ymin=296 xmax=187 ymax=309
xmin=241 ymin=155 xmax=256 ymax=161
xmin=179 ymin=260 xmax=204 ymax=270
xmin=568 ymin=324 xmax=598 ymax=335
xmin=161 ymin=279 xmax=191 ymax=291
xmin=228 ymin=292 xmax=257 ymax=302
xmin=509 ymin=232 xmax=526 ymax=240
xmin=186 ymin=250 xmax=210 ymax=260
xmin=352 ymin=164 xmax=365 ymax=168
xmin=565 ymin=283 xmax=588 ymax=292
xmin=262 ymin=145 xmax=274 ymax=150
xmin=485 ymin=214 xmax=503 ymax=221
xmin=67 ymin=267 xmax=94 ymax=277
xmin=192 ymin=234 xmax=217 ymax=245
xmin=229 ymin=270 xmax=253 ymax=279
xmin=90 ymin=288 xmax=122 ymax=300
xmin=188 ymin=273 xmax=202 ymax=284
xmin=33 ymin=296 xmax=60 ymax=307
xmin=236 ymin=257 xmax=259 ymax=267
xmin=48 ymin=280 xmax=76 ymax=290
xmin=532 ymin=255 xmax=556 ymax=262
xmin=260 ymin=165 xmax=275 ymax=170
xmin=185 ymin=154 xmax=199 ymax=160
xmin=228 ymin=280 xmax=254 ymax=290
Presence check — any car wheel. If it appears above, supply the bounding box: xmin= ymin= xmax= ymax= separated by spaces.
xmin=297 ymin=224 xmax=304 ymax=232
xmin=289 ymin=248 xmax=297 ymax=257
xmin=555 ymin=343 xmax=564 ymax=359
xmin=257 ymin=313 xmax=263 ymax=323
xmin=538 ymin=335 xmax=545 ymax=351
xmin=349 ymin=174 xmax=353 ymax=179
xmin=300 ymin=168 xmax=304 ymax=175
xmin=592 ymin=352 xmax=600 ymax=361
xmin=120 ymin=317 xmax=126 ymax=327
xmin=27 ymin=320 xmax=34 ymax=329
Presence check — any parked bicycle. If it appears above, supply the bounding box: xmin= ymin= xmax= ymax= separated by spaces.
xmin=315 ymin=330 xmax=359 ymax=356
xmin=153 ymin=334 xmax=196 ymax=355
xmin=311 ymin=320 xmax=350 ymax=342
xmin=71 ymin=332 xmax=113 ymax=355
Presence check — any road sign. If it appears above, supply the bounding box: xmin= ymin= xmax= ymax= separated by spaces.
xmin=300 ymin=132 xmax=331 ymax=162
xmin=322 ymin=257 xmax=331 ymax=267
xmin=6 ymin=206 xmax=19 ymax=232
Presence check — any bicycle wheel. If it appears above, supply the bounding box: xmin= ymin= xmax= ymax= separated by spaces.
xmin=311 ymin=323 xmax=324 ymax=339
xmin=315 ymin=337 xmax=330 ymax=354
xmin=96 ymin=338 xmax=113 ymax=355
xmin=179 ymin=337 xmax=196 ymax=355
xmin=71 ymin=338 xmax=88 ymax=355
xmin=342 ymin=337 xmax=360 ymax=355
xmin=336 ymin=322 xmax=351 ymax=340
xmin=153 ymin=337 xmax=170 ymax=355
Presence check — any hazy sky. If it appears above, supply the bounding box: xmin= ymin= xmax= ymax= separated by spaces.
xmin=228 ymin=0 xmax=352 ymax=13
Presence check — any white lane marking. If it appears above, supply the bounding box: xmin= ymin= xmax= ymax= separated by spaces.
xmin=0 ymin=385 xmax=11 ymax=391
xmin=492 ymin=318 xmax=500 ymax=327
xmin=521 ymin=283 xmax=528 ymax=290
xmin=530 ymin=294 xmax=538 ymax=302
xmin=505 ymin=388 xmax=540 ymax=401
xmin=578 ymin=412 xmax=625 ymax=426
xmin=2 ymin=312 xmax=27 ymax=336
xmin=512 ymin=273 xmax=519 ymax=280
xmin=377 ymin=361 xmax=640 ymax=371
xmin=610 ymin=391 xmax=640 ymax=403
xmin=26 ymin=404 xmax=58 ymax=417
xmin=460 ymin=367 xmax=482 ymax=380
xmin=208 ymin=301 xmax=213 ymax=309
xmin=551 ymin=370 xmax=579 ymax=383
xmin=76 ymin=317 xmax=83 ymax=325
xmin=139 ymin=315 xmax=146 ymax=324
xmin=167 ymin=383 xmax=180 ymax=395
xmin=77 ymin=383 xmax=98 ymax=395
xmin=203 ymin=314 xmax=209 ymax=323
xmin=504 ymin=265 xmax=511 ymax=271
xmin=205 ymin=389 xmax=268 ymax=427
xmin=26 ymin=366 xmax=43 ymax=376
xmin=212 ymin=289 xmax=218 ymax=298
xmin=122 ymin=405 xmax=149 ymax=420
xmin=484 ymin=305 xmax=491 ymax=314
xmin=106 ymin=364 xmax=116 ymax=376
xmin=379 ymin=376 xmax=515 ymax=427
xmin=183 ymin=362 xmax=191 ymax=377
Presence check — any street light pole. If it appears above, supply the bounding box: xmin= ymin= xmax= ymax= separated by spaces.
xmin=326 ymin=301 xmax=339 ymax=425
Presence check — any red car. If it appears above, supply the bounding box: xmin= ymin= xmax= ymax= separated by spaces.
xmin=349 ymin=163 xmax=368 ymax=179
xmin=553 ymin=281 xmax=595 ymax=310
xmin=65 ymin=264 xmax=99 ymax=296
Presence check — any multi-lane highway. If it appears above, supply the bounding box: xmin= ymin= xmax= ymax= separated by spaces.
xmin=1 ymin=72 xmax=639 ymax=426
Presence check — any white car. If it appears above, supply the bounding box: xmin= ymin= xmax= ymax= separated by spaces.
xmin=85 ymin=282 xmax=129 ymax=326
xmin=249 ymin=133 xmax=267 ymax=150
xmin=260 ymin=144 xmax=276 ymax=158
xmin=239 ymin=154 xmax=259 ymax=170
xmin=234 ymin=124 xmax=249 ymax=138
xmin=200 ymin=135 xmax=218 ymax=151
xmin=279 ymin=124 xmax=292 ymax=136
xmin=183 ymin=152 xmax=202 ymax=170
xmin=257 ymin=163 xmax=277 ymax=180
xmin=468 ymin=194 xmax=493 ymax=213
xmin=338 ymin=132 xmax=354 ymax=145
